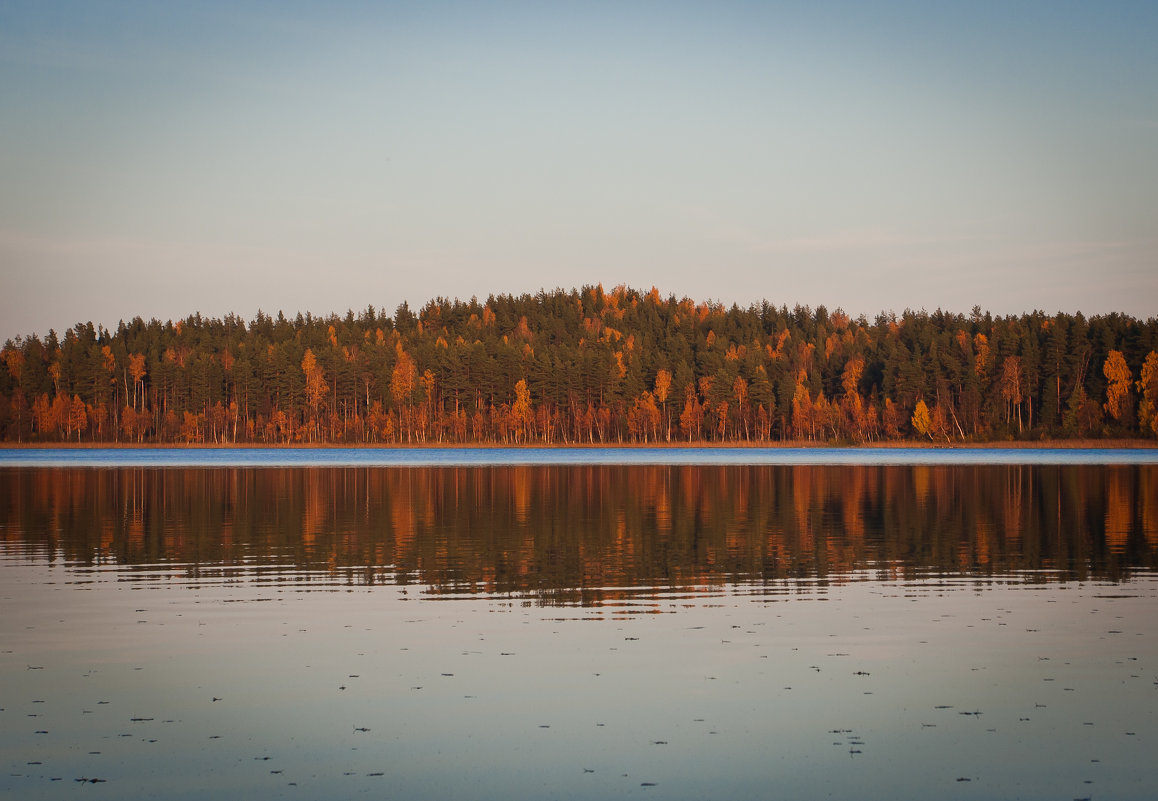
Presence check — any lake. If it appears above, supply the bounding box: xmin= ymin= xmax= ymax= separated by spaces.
xmin=2 ymin=449 xmax=1157 ymax=799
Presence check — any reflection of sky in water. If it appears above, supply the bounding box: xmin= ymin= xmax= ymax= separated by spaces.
xmin=3 ymin=554 xmax=1157 ymax=800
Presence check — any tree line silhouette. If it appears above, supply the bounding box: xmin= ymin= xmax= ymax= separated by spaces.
xmin=2 ymin=285 xmax=1156 ymax=444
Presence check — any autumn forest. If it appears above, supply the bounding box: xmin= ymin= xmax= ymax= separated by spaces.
xmin=2 ymin=285 xmax=1157 ymax=445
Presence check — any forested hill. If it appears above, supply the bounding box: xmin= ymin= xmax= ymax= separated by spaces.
xmin=2 ymin=285 xmax=1156 ymax=445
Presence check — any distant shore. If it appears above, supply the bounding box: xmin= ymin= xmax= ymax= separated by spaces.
xmin=2 ymin=439 xmax=1155 ymax=450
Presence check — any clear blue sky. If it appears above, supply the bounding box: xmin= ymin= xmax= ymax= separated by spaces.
xmin=2 ymin=1 xmax=1156 ymax=341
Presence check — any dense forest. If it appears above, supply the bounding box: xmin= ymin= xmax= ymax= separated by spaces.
xmin=2 ymin=285 xmax=1156 ymax=445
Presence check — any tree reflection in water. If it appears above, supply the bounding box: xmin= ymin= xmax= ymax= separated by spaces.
xmin=2 ymin=465 xmax=1155 ymax=603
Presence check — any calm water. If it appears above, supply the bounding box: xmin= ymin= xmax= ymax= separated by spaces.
xmin=2 ymin=453 xmax=1157 ymax=800
xmin=4 ymin=445 xmax=1158 ymax=467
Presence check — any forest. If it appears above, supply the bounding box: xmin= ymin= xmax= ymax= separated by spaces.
xmin=1 ymin=285 xmax=1156 ymax=445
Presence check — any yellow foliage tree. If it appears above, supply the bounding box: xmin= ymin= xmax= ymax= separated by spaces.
xmin=1103 ymin=350 xmax=1132 ymax=422
xmin=1000 ymin=355 xmax=1023 ymax=431
xmin=511 ymin=379 xmax=532 ymax=443
xmin=391 ymin=344 xmax=417 ymax=442
xmin=629 ymin=391 xmax=661 ymax=442
xmin=70 ymin=395 xmax=88 ymax=442
xmin=1137 ymin=351 xmax=1158 ymax=436
xmin=911 ymin=400 xmax=933 ymax=439
xmin=301 ymin=348 xmax=328 ymax=442
xmin=391 ymin=345 xmax=416 ymax=405
xmin=679 ymin=384 xmax=702 ymax=441
xmin=791 ymin=380 xmax=812 ymax=440
xmin=973 ymin=333 xmax=990 ymax=378
xmin=732 ymin=376 xmax=749 ymax=439
xmin=654 ymin=368 xmax=672 ymax=441
xmin=128 ymin=353 xmax=147 ymax=411
xmin=841 ymin=357 xmax=864 ymax=397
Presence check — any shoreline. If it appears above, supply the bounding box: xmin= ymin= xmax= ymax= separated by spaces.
xmin=1 ymin=439 xmax=1155 ymax=451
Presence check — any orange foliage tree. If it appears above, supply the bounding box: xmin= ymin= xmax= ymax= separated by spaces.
xmin=391 ymin=344 xmax=417 ymax=442
xmin=1137 ymin=351 xmax=1158 ymax=436
xmin=1103 ymin=350 xmax=1132 ymax=424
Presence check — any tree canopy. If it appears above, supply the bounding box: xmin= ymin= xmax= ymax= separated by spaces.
xmin=2 ymin=286 xmax=1155 ymax=445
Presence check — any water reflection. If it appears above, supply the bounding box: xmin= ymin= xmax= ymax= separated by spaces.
xmin=3 ymin=465 xmax=1155 ymax=601
xmin=4 ymin=464 xmax=1158 ymax=801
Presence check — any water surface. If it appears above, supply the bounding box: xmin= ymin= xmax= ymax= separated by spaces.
xmin=3 ymin=445 xmax=1157 ymax=467
xmin=2 ymin=459 xmax=1156 ymax=799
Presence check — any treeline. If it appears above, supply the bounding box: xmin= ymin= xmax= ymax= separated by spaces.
xmin=2 ymin=285 xmax=1156 ymax=445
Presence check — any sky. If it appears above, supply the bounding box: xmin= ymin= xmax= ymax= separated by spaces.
xmin=1 ymin=1 xmax=1156 ymax=342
